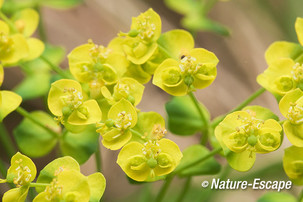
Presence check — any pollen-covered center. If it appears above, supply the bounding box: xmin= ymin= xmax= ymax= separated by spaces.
xmin=287 ymin=102 xmax=303 ymax=124
xmin=13 ymin=159 xmax=32 ymax=187
xmin=291 ymin=63 xmax=303 ymax=83
xmin=232 ymin=112 xmax=264 ymax=153
xmin=60 ymin=88 xmax=83 ymax=110
xmin=114 ymin=111 xmax=133 ymax=130
xmin=135 ymin=16 xmax=156 ymax=41
xmin=142 ymin=125 xmax=167 ymax=168
xmin=44 ymin=167 xmax=64 ymax=201
xmin=79 ymin=41 xmax=116 ymax=85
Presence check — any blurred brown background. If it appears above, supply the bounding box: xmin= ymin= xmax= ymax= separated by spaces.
xmin=1 ymin=0 xmax=303 ymax=201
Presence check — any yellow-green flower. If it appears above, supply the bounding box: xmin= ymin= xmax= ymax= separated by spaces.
xmin=283 ymin=146 xmax=303 ymax=185
xmin=11 ymin=8 xmax=45 ymax=61
xmin=47 ymin=79 xmax=102 ymax=128
xmin=153 ymin=48 xmax=219 ymax=96
xmin=279 ymin=88 xmax=303 ymax=147
xmin=0 ymin=20 xmax=29 ymax=65
xmin=68 ymin=40 xmax=128 ymax=94
xmin=1 ymin=152 xmax=36 ymax=202
xmin=117 ymin=112 xmax=182 ymax=181
xmin=258 ymin=18 xmax=303 ymax=99
xmin=97 ymin=99 xmax=137 ymax=150
xmin=215 ymin=106 xmax=282 ymax=171
xmin=34 ymin=156 xmax=106 ymax=202
xmin=117 ymin=8 xmax=161 ymax=65
xmin=101 ymin=77 xmax=144 ymax=106
xmin=264 ymin=17 xmax=303 ymax=65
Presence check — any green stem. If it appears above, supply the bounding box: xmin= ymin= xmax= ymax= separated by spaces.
xmin=174 ymin=147 xmax=222 ymax=174
xmin=36 ymin=6 xmax=47 ymax=42
xmin=0 ymin=123 xmax=16 ymax=158
xmin=188 ymin=92 xmax=210 ymax=145
xmin=30 ymin=182 xmax=50 ymax=187
xmin=279 ymin=120 xmax=286 ymax=125
xmin=176 ymin=177 xmax=192 ymax=202
xmin=15 ymin=107 xmax=59 ymax=138
xmin=0 ymin=11 xmax=18 ymax=33
xmin=154 ymin=175 xmax=174 ymax=202
xmin=157 ymin=43 xmax=175 ymax=59
xmin=95 ymin=141 xmax=102 ymax=172
xmin=0 ymin=159 xmax=7 ymax=178
xmin=298 ymin=189 xmax=303 ymax=202
xmin=154 ymin=147 xmax=222 ymax=201
xmin=211 ymin=87 xmax=266 ymax=127
xmin=129 ymin=128 xmax=144 ymax=139
xmin=204 ymin=0 xmax=219 ymax=13
xmin=40 ymin=55 xmax=73 ymax=79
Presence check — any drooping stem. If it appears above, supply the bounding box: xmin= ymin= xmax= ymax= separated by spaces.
xmin=95 ymin=141 xmax=102 ymax=172
xmin=0 ymin=123 xmax=16 ymax=158
xmin=188 ymin=92 xmax=210 ymax=145
xmin=154 ymin=175 xmax=174 ymax=202
xmin=40 ymin=55 xmax=73 ymax=79
xmin=15 ymin=107 xmax=59 ymax=138
xmin=211 ymin=87 xmax=266 ymax=127
xmin=176 ymin=177 xmax=192 ymax=202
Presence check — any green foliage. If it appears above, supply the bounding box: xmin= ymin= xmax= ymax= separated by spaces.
xmin=165 ymin=95 xmax=209 ymax=136
xmin=176 ymin=145 xmax=221 ymax=177
xmin=164 ymin=0 xmax=230 ymax=35
xmin=257 ymin=192 xmax=296 ymax=202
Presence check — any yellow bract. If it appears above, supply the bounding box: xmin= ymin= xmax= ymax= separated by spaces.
xmin=215 ymin=106 xmax=282 ymax=171
xmin=97 ymin=99 xmax=137 ymax=150
xmin=153 ymin=48 xmax=218 ymax=96
xmin=0 ymin=90 xmax=22 ymax=122
xmin=279 ymin=88 xmax=303 ymax=147
xmin=3 ymin=152 xmax=36 ymax=202
xmin=0 ymin=20 xmax=29 ymax=65
xmin=117 ymin=138 xmax=182 ymax=181
xmin=68 ymin=42 xmax=127 ymax=90
xmin=47 ymin=79 xmax=102 ymax=127
xmin=283 ymin=146 xmax=303 ymax=185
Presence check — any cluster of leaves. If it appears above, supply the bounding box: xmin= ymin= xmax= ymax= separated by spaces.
xmin=257 ymin=17 xmax=303 ymax=186
xmin=0 ymin=153 xmax=105 ymax=202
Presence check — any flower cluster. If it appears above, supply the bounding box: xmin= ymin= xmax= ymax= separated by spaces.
xmin=0 ymin=153 xmax=106 ymax=202
xmin=215 ymin=106 xmax=282 ymax=171
xmin=255 ymin=17 xmax=303 ymax=184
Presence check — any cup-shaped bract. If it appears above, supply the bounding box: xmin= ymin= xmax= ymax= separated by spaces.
xmin=117 ymin=111 xmax=182 ymax=181
xmin=279 ymin=88 xmax=303 ymax=147
xmin=215 ymin=106 xmax=282 ymax=171
xmin=47 ymin=79 xmax=102 ymax=126
xmin=0 ymin=20 xmax=29 ymax=65
xmin=117 ymin=138 xmax=182 ymax=182
xmin=3 ymin=152 xmax=37 ymax=202
xmin=0 ymin=90 xmax=22 ymax=122
xmin=153 ymin=48 xmax=218 ymax=96
xmin=98 ymin=99 xmax=137 ymax=150
xmin=68 ymin=42 xmax=127 ymax=88
xmin=283 ymin=146 xmax=303 ymax=185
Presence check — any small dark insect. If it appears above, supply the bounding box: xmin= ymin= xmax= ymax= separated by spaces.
xmin=180 ymin=55 xmax=185 ymax=59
